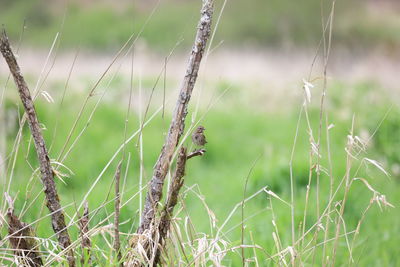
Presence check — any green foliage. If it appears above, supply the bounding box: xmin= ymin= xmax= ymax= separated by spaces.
xmin=0 ymin=0 xmax=399 ymax=50
xmin=374 ymin=110 xmax=400 ymax=165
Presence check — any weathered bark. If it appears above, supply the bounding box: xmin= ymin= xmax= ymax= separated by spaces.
xmin=155 ymin=147 xmax=188 ymax=265
xmin=0 ymin=30 xmax=75 ymax=267
xmin=159 ymin=147 xmax=187 ymax=238
xmin=127 ymin=147 xmax=201 ymax=266
xmin=137 ymin=0 xmax=214 ymax=236
xmin=78 ymin=201 xmax=91 ymax=265
xmin=6 ymin=194 xmax=43 ymax=267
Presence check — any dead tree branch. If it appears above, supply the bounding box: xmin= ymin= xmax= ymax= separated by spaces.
xmin=5 ymin=193 xmax=43 ymax=267
xmin=155 ymin=147 xmax=188 ymax=264
xmin=137 ymin=0 xmax=214 ymax=236
xmin=159 ymin=146 xmax=205 ymax=237
xmin=154 ymin=147 xmax=205 ymax=264
xmin=127 ymin=147 xmax=203 ymax=266
xmin=0 ymin=30 xmax=75 ymax=267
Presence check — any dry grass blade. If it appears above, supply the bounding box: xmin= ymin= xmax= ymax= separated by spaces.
xmin=364 ymin=158 xmax=390 ymax=177
xmin=113 ymin=160 xmax=123 ymax=266
xmin=0 ymin=29 xmax=75 ymax=266
xmin=241 ymin=156 xmax=262 ymax=266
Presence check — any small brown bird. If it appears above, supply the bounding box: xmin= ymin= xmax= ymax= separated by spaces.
xmin=192 ymin=126 xmax=207 ymax=147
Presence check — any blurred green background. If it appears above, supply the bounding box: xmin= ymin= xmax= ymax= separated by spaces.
xmin=0 ymin=0 xmax=399 ymax=51
xmin=1 ymin=0 xmax=400 ymax=266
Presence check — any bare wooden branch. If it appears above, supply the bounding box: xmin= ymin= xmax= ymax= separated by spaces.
xmin=137 ymin=0 xmax=214 ymax=235
xmin=5 ymin=193 xmax=43 ymax=267
xmin=0 ymin=30 xmax=75 ymax=267
xmin=155 ymin=147 xmax=188 ymax=265
xmin=160 ymin=147 xmax=187 ymax=236
xmin=126 ymin=148 xmax=189 ymax=266
xmin=113 ymin=160 xmax=123 ymax=265
xmin=78 ymin=201 xmax=91 ymax=265
xmin=187 ymin=149 xmax=206 ymax=159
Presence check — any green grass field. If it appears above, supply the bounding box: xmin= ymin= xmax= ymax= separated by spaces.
xmin=1 ymin=74 xmax=399 ymax=265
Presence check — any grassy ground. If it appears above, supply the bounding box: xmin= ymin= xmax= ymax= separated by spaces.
xmin=1 ymin=74 xmax=399 ymax=265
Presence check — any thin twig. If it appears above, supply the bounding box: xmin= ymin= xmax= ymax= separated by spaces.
xmin=0 ymin=29 xmax=75 ymax=267
xmin=186 ymin=149 xmax=206 ymax=159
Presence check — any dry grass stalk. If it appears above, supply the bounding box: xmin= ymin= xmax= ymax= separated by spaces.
xmin=0 ymin=30 xmax=75 ymax=266
xmin=113 ymin=160 xmax=123 ymax=265
xmin=78 ymin=201 xmax=91 ymax=265
xmin=137 ymin=0 xmax=214 ymax=235
xmin=5 ymin=193 xmax=43 ymax=267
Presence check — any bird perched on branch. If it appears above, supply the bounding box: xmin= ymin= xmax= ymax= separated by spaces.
xmin=192 ymin=125 xmax=207 ymax=147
